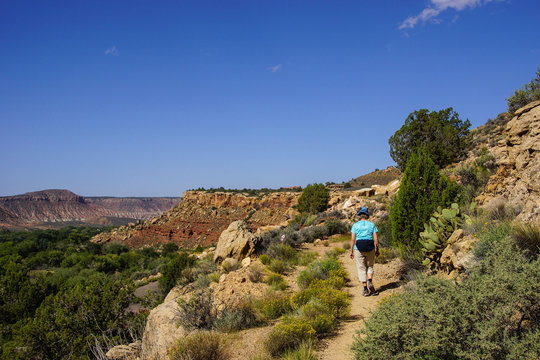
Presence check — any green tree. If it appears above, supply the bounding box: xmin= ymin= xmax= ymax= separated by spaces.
xmin=389 ymin=108 xmax=470 ymax=170
xmin=296 ymin=183 xmax=330 ymax=214
xmin=390 ymin=149 xmax=461 ymax=259
xmin=10 ymin=274 xmax=135 ymax=359
xmin=507 ymin=68 xmax=540 ymax=116
xmin=158 ymin=252 xmax=195 ymax=293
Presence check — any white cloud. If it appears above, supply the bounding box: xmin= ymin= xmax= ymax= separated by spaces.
xmin=105 ymin=46 xmax=119 ymax=56
xmin=399 ymin=0 xmax=495 ymax=29
xmin=267 ymin=64 xmax=282 ymax=73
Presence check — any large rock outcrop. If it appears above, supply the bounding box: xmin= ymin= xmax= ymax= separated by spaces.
xmin=213 ymin=220 xmax=260 ymax=263
xmin=92 ymin=191 xmax=299 ymax=248
xmin=476 ymin=101 xmax=540 ymax=223
xmin=140 ymin=288 xmax=186 ymax=360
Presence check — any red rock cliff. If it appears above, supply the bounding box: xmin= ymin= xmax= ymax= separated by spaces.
xmin=91 ymin=191 xmax=300 ymax=248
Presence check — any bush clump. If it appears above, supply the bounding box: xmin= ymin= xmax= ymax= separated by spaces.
xmin=264 ymin=272 xmax=288 ymax=290
xmin=296 ymin=184 xmax=330 ymax=214
xmin=324 ymin=219 xmax=349 ymax=236
xmin=351 ymin=223 xmax=540 ymax=360
xmin=168 ymin=331 xmax=230 ymax=360
xmin=254 ymin=291 xmax=292 ymax=320
xmin=297 ymin=256 xmax=346 ymax=289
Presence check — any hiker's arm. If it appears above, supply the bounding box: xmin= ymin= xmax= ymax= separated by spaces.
xmin=349 ymin=233 xmax=355 ymax=259
xmin=374 ymin=232 xmax=379 ymax=249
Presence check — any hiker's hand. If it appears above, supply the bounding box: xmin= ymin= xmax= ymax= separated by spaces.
xmin=375 ymin=248 xmax=380 ymax=257
xmin=349 ymin=252 xmax=354 ymax=259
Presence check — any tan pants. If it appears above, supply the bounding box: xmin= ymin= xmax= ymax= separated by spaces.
xmin=354 ymin=249 xmax=375 ymax=283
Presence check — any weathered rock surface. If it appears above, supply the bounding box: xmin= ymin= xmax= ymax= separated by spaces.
xmin=440 ymin=229 xmax=478 ymax=271
xmin=214 ymin=221 xmax=259 ymax=263
xmin=476 ymin=101 xmax=540 ymax=223
xmin=140 ymin=295 xmax=186 ymax=360
xmin=92 ymin=191 xmax=299 ymax=249
xmin=106 ymin=341 xmax=141 ymax=360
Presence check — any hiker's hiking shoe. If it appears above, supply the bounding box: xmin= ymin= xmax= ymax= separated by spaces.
xmin=368 ymin=282 xmax=377 ymax=295
xmin=362 ymin=288 xmax=370 ymax=297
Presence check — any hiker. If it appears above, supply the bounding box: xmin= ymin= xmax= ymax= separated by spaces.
xmin=349 ymin=206 xmax=379 ymax=296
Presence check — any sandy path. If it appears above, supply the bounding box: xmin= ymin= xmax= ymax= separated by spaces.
xmin=318 ymin=254 xmax=403 ymax=360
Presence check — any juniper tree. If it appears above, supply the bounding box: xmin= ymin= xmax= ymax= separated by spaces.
xmin=390 ymin=149 xmax=461 ymax=259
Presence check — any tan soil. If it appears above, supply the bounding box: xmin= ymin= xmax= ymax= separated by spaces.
xmin=317 ymin=251 xmax=403 ymax=360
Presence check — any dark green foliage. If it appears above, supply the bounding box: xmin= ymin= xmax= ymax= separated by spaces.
xmin=11 ymin=274 xmax=136 ymax=360
xmin=158 ymin=252 xmax=195 ymax=293
xmin=324 ymin=219 xmax=349 ymax=235
xmin=296 ymin=183 xmax=330 ymax=214
xmin=389 ymin=107 xmax=471 ymax=170
xmin=177 ymin=289 xmax=216 ymax=331
xmin=351 ymin=223 xmax=540 ymax=360
xmin=507 ymin=68 xmax=540 ymax=116
xmin=0 ymin=227 xmax=175 ymax=359
xmin=391 ymin=150 xmax=462 ymax=259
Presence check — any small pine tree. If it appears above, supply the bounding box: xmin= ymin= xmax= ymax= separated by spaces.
xmin=296 ymin=183 xmax=330 ymax=214
xmin=390 ymin=149 xmax=461 ymax=259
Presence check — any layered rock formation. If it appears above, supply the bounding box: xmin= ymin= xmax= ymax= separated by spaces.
xmin=91 ymin=191 xmax=300 ymax=248
xmin=476 ymin=101 xmax=540 ymax=223
xmin=0 ymin=189 xmax=180 ymax=230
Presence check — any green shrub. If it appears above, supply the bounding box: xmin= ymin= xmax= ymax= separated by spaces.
xmin=324 ymin=219 xmax=349 ymax=235
xmin=254 ymin=291 xmax=292 ymax=319
xmin=297 ymin=256 xmax=345 ymax=289
xmin=507 ymin=68 xmax=540 ymax=116
xmin=213 ymin=297 xmax=264 ymax=332
xmin=208 ymin=272 xmax=221 ymax=283
xmin=177 ymin=289 xmax=216 ymax=330
xmin=264 ymin=272 xmax=288 ymax=290
xmin=267 ymin=259 xmax=290 ymax=274
xmin=221 ymin=258 xmax=240 ymax=273
xmin=158 ymin=252 xmax=195 ymax=293
xmin=292 ymin=280 xmax=350 ymax=319
xmin=259 ymin=254 xmax=271 ymax=265
xmin=247 ymin=264 xmax=265 ymax=283
xmin=297 ymin=251 xmax=318 ymax=266
xmin=374 ymin=247 xmax=396 ymax=264
xmin=297 ymin=299 xmax=337 ymax=335
xmin=266 ymin=243 xmax=298 ymax=263
xmin=351 ymin=224 xmax=540 ymax=360
xmin=296 ymin=184 xmax=330 ymax=214
xmin=391 ymin=149 xmax=462 ymax=260
xmin=281 ymin=341 xmax=318 ymax=360
xmin=168 ymin=331 xmax=230 ymax=360
xmin=264 ymin=316 xmax=316 ymax=357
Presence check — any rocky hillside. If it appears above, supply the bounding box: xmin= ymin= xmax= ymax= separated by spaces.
xmin=0 ymin=189 xmax=180 ymax=230
xmin=476 ymin=100 xmax=540 ymax=222
xmin=348 ymin=166 xmax=401 ymax=188
xmin=91 ymin=191 xmax=300 ymax=248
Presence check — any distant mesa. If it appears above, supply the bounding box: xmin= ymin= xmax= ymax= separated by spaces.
xmin=0 ymin=189 xmax=181 ymax=230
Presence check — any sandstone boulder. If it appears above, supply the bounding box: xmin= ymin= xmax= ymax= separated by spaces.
xmin=440 ymin=229 xmax=478 ymax=271
xmin=213 ymin=221 xmax=260 ymax=263
xmin=140 ymin=298 xmax=185 ymax=360
xmin=371 ymin=185 xmax=388 ymax=195
xmin=387 ymin=179 xmax=401 ymax=195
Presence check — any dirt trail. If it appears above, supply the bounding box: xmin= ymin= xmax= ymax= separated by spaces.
xmin=318 ymin=252 xmax=403 ymax=360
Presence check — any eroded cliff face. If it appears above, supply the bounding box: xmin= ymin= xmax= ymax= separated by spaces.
xmin=0 ymin=189 xmax=181 ymax=229
xmin=476 ymin=101 xmax=540 ymax=223
xmin=91 ymin=191 xmax=300 ymax=248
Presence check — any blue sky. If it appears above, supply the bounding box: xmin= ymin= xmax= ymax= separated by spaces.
xmin=1 ymin=0 xmax=539 ymax=196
